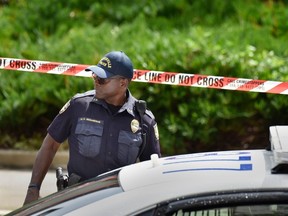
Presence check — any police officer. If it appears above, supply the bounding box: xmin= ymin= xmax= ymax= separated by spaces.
xmin=23 ymin=51 xmax=161 ymax=205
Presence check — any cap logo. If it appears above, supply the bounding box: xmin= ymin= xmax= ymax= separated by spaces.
xmin=98 ymin=57 xmax=112 ymax=68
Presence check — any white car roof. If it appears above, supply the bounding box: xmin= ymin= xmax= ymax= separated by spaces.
xmin=118 ymin=125 xmax=288 ymax=195
xmin=120 ymin=150 xmax=268 ymax=192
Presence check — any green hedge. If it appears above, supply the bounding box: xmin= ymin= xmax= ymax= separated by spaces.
xmin=0 ymin=0 xmax=288 ymax=154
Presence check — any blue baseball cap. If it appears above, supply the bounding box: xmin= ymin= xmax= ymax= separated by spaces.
xmin=85 ymin=51 xmax=134 ymax=79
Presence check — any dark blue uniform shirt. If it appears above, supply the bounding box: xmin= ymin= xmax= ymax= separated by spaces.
xmin=48 ymin=90 xmax=161 ymax=180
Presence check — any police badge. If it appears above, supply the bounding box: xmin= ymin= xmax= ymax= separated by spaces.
xmin=131 ymin=119 xmax=140 ymax=133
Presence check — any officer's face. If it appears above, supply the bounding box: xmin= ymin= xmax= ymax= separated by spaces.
xmin=93 ymin=74 xmax=127 ymax=104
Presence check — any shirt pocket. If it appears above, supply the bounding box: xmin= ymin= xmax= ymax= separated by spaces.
xmin=75 ymin=119 xmax=103 ymax=158
xmin=118 ymin=130 xmax=142 ymax=166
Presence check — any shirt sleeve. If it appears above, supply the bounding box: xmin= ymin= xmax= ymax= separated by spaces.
xmin=47 ymin=99 xmax=73 ymax=143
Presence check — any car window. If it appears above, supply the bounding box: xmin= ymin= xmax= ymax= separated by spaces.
xmin=172 ymin=204 xmax=288 ymax=216
xmin=153 ymin=190 xmax=288 ymax=216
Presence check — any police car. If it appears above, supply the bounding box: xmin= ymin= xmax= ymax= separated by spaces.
xmin=7 ymin=126 xmax=288 ymax=216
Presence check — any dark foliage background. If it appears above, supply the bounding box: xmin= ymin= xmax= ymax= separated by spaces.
xmin=0 ymin=0 xmax=287 ymax=155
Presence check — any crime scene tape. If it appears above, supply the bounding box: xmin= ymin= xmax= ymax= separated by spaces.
xmin=0 ymin=57 xmax=288 ymax=95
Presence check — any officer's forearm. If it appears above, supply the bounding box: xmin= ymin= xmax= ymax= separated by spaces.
xmin=29 ymin=134 xmax=60 ymax=188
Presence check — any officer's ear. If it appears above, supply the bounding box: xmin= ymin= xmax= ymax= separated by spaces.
xmin=120 ymin=78 xmax=129 ymax=88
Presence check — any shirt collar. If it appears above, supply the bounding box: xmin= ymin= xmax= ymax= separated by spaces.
xmin=92 ymin=89 xmax=137 ymax=117
xmin=119 ymin=89 xmax=137 ymax=116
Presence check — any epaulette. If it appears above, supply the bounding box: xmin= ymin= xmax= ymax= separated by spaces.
xmin=145 ymin=109 xmax=155 ymax=119
xmin=72 ymin=90 xmax=95 ymax=101
xmin=59 ymin=90 xmax=95 ymax=114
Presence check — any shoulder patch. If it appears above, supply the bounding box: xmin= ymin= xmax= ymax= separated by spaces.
xmin=59 ymin=100 xmax=71 ymax=114
xmin=153 ymin=123 xmax=160 ymax=140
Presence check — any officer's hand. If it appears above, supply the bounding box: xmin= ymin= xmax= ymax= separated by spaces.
xmin=23 ymin=188 xmax=40 ymax=206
